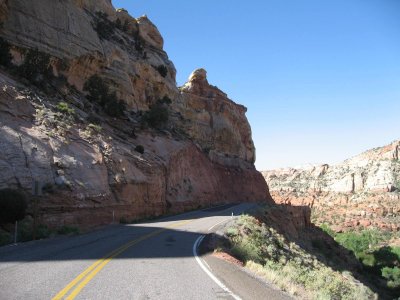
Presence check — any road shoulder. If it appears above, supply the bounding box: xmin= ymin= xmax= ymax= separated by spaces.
xmin=198 ymin=223 xmax=293 ymax=300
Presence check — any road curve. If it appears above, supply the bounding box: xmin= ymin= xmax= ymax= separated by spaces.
xmin=0 ymin=203 xmax=291 ymax=300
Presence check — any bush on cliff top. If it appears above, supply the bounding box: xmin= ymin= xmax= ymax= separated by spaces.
xmin=0 ymin=189 xmax=27 ymax=224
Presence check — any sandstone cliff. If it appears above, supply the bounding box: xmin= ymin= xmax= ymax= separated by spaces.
xmin=0 ymin=0 xmax=269 ymax=228
xmin=263 ymin=141 xmax=400 ymax=232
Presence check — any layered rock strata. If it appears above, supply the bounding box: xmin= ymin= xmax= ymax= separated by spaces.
xmin=0 ymin=0 xmax=270 ymax=228
xmin=263 ymin=141 xmax=400 ymax=232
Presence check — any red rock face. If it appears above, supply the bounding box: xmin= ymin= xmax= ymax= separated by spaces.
xmin=36 ymin=143 xmax=269 ymax=229
xmin=0 ymin=2 xmax=270 ymax=229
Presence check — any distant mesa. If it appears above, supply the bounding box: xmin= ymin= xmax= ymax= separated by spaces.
xmin=263 ymin=140 xmax=400 ymax=232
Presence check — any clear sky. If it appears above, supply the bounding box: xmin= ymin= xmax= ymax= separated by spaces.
xmin=113 ymin=0 xmax=400 ymax=170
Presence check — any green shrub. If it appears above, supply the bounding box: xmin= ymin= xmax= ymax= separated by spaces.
xmin=225 ymin=227 xmax=239 ymax=237
xmin=226 ymin=215 xmax=375 ymax=299
xmin=0 ymin=37 xmax=12 ymax=67
xmin=154 ymin=65 xmax=168 ymax=77
xmin=382 ymin=267 xmax=400 ymax=289
xmin=391 ymin=246 xmax=400 ymax=259
xmin=56 ymin=102 xmax=75 ymax=115
xmin=57 ymin=225 xmax=79 ymax=235
xmin=93 ymin=12 xmax=115 ymax=40
xmin=36 ymin=224 xmax=52 ymax=239
xmin=358 ymin=251 xmax=376 ymax=267
xmin=83 ymin=74 xmax=109 ymax=105
xmin=319 ymin=223 xmax=336 ymax=237
xmin=16 ymin=217 xmax=34 ymax=242
xmin=134 ymin=145 xmax=144 ymax=154
xmin=87 ymin=123 xmax=102 ymax=133
xmin=0 ymin=229 xmax=11 ymax=246
xmin=103 ymin=92 xmax=125 ymax=117
xmin=119 ymin=217 xmax=128 ymax=224
xmin=142 ymin=103 xmax=169 ymax=129
xmin=83 ymin=75 xmax=125 ymax=117
xmin=0 ymin=189 xmax=27 ymax=224
xmin=335 ymin=229 xmax=383 ymax=255
xmin=17 ymin=48 xmax=52 ymax=84
xmin=373 ymin=246 xmax=400 ymax=267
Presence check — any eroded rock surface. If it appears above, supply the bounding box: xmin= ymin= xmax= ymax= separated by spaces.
xmin=0 ymin=0 xmax=269 ymax=228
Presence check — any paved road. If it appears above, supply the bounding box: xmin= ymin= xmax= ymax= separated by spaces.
xmin=0 ymin=203 xmax=291 ymax=300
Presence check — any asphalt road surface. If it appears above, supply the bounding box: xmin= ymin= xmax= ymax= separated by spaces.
xmin=0 ymin=203 xmax=291 ymax=300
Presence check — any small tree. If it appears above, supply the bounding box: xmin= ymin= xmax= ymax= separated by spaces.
xmin=142 ymin=103 xmax=169 ymax=129
xmin=104 ymin=92 xmax=125 ymax=117
xmin=0 ymin=189 xmax=27 ymax=224
xmin=83 ymin=75 xmax=125 ymax=118
xmin=18 ymin=48 xmax=52 ymax=82
xmin=83 ymin=74 xmax=109 ymax=105
xmin=134 ymin=145 xmax=144 ymax=154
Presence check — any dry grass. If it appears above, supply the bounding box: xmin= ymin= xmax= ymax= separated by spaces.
xmin=224 ymin=214 xmax=377 ymax=300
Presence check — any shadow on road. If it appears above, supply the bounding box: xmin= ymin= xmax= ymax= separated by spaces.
xmin=0 ymin=204 xmax=240 ymax=263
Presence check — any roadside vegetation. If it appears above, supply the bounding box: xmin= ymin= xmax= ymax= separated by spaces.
xmin=0 ymin=218 xmax=80 ymax=246
xmin=223 ymin=214 xmax=376 ymax=299
xmin=320 ymin=224 xmax=400 ymax=291
xmin=0 ymin=188 xmax=80 ymax=246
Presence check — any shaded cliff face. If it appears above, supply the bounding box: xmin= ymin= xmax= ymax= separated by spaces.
xmin=263 ymin=141 xmax=400 ymax=232
xmin=0 ymin=0 xmax=270 ymax=228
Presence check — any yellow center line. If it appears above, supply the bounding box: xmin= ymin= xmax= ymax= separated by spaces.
xmin=52 ymin=219 xmax=194 ymax=300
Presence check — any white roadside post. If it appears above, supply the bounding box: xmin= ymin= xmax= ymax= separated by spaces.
xmin=14 ymin=221 xmax=18 ymax=244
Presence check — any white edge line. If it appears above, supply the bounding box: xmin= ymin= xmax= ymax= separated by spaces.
xmin=207 ymin=216 xmax=232 ymax=232
xmin=193 ymin=235 xmax=242 ymax=300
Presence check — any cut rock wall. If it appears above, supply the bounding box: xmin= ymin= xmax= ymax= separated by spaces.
xmin=0 ymin=0 xmax=270 ymax=228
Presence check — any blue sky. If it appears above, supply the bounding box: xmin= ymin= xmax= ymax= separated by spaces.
xmin=113 ymin=0 xmax=400 ymax=170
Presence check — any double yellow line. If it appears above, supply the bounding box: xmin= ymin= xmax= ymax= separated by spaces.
xmin=52 ymin=219 xmax=193 ymax=300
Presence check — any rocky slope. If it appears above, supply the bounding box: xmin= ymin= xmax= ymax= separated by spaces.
xmin=263 ymin=141 xmax=400 ymax=232
xmin=0 ymin=0 xmax=269 ymax=228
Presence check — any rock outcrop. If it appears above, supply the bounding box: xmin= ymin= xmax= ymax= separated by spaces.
xmin=262 ymin=141 xmax=400 ymax=232
xmin=0 ymin=0 xmax=177 ymax=111
xmin=175 ymin=68 xmax=256 ymax=166
xmin=0 ymin=0 xmax=269 ymax=228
